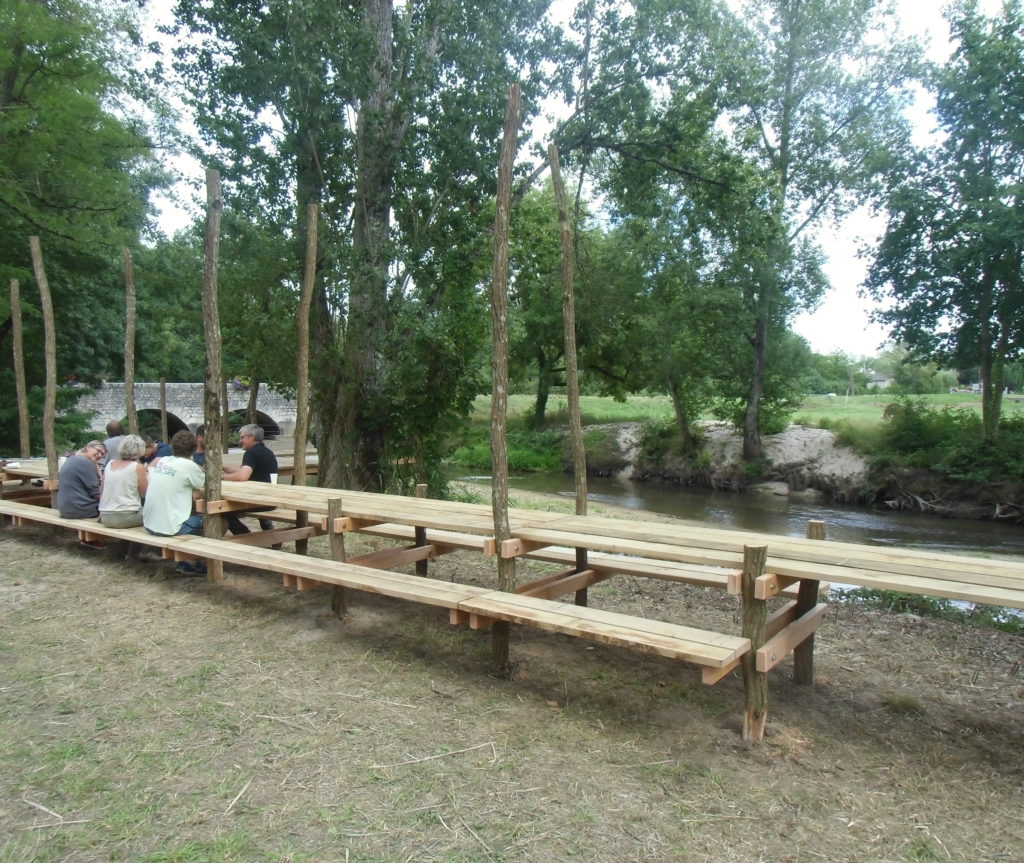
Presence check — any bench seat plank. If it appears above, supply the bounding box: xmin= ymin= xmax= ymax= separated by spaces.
xmin=456 ymin=591 xmax=749 ymax=667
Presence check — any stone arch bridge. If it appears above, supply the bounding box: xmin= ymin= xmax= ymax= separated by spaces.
xmin=74 ymin=382 xmax=298 ymax=440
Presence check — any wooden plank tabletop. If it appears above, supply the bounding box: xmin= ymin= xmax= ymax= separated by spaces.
xmin=214 ymin=481 xmax=1024 ymax=607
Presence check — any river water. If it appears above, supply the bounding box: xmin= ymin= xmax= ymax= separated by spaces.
xmin=465 ymin=472 xmax=1024 ymax=559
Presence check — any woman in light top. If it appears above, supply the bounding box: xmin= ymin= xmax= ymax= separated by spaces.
xmin=99 ymin=434 xmax=149 ymax=529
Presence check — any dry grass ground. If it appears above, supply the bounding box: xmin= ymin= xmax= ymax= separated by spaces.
xmin=1 ymin=499 xmax=1023 ymax=863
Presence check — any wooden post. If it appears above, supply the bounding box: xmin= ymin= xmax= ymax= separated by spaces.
xmin=29 ymin=238 xmax=58 ymax=509
xmin=293 ymin=202 xmax=318 ymax=491
xmin=201 ymin=168 xmax=226 ymax=584
xmin=328 ymin=497 xmax=347 ymax=616
xmin=10 ymin=279 xmax=31 ymax=459
xmin=415 ymin=482 xmax=428 ymax=576
xmin=123 ymin=248 xmax=139 ymax=436
xmin=740 ymin=544 xmax=769 ymax=743
xmin=489 ymin=83 xmax=521 ymax=674
xmin=548 ymin=143 xmax=589 ymax=607
xmin=159 ymin=378 xmax=168 ymax=444
xmin=221 ymin=377 xmax=230 ymax=452
xmin=793 ymin=520 xmax=825 ymax=685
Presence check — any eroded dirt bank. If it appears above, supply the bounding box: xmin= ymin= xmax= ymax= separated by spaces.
xmin=605 ymin=421 xmax=1024 ymax=522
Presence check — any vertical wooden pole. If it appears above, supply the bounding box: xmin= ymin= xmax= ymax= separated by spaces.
xmin=201 ymin=168 xmax=225 ymax=584
xmin=548 ymin=143 xmax=589 ymax=606
xmin=293 ymin=203 xmax=318 ymax=490
xmin=414 ymin=482 xmax=428 ymax=576
xmin=221 ymin=378 xmax=230 ymax=452
xmin=29 ymin=238 xmax=58 ymax=509
xmin=489 ymin=83 xmax=521 ymax=674
xmin=123 ymin=248 xmax=139 ymax=436
xmin=10 ymin=279 xmax=31 ymax=459
xmin=793 ymin=520 xmax=825 ymax=686
xmin=159 ymin=378 xmax=168 ymax=444
xmin=741 ymin=544 xmax=769 ymax=743
xmin=328 ymin=497 xmax=347 ymax=616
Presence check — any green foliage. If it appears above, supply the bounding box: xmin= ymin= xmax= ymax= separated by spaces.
xmin=0 ymin=384 xmax=98 ymax=455
xmin=449 ymin=427 xmax=566 ymax=473
xmin=867 ymin=2 xmax=1024 ymax=440
xmin=876 ymin=397 xmax=1024 ymax=483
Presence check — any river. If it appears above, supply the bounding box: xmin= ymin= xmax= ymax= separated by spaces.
xmin=464 ymin=472 xmax=1024 ymax=559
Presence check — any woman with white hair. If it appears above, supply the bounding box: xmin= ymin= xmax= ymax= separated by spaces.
xmin=99 ymin=434 xmax=149 ymax=530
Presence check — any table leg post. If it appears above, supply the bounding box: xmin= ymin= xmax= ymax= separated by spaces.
xmin=793 ymin=520 xmax=825 ymax=686
xmin=295 ymin=510 xmax=309 ymax=556
xmin=328 ymin=497 xmax=347 ymax=616
xmin=414 ymin=483 xmax=428 ymax=576
xmin=741 ymin=544 xmax=769 ymax=743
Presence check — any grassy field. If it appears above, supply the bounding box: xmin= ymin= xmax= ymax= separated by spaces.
xmin=471 ymin=392 xmax=1007 ymax=430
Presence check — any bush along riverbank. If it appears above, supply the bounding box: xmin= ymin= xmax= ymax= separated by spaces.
xmin=632 ymin=417 xmax=1024 ymax=523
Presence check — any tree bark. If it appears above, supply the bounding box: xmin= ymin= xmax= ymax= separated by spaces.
xmin=490 ymin=84 xmax=521 ymax=674
xmin=123 ymin=248 xmax=138 ymax=436
xmin=293 ymin=203 xmax=318 ymax=489
xmin=29 ymin=237 xmax=58 ymax=506
xmin=9 ymin=279 xmax=31 ymax=458
xmin=549 ymin=143 xmax=589 ymax=605
xmin=201 ymin=168 xmax=225 ymax=584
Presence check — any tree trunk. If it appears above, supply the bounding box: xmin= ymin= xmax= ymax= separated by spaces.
xmin=29 ymin=238 xmax=58 ymax=510
xmin=550 ymin=143 xmax=589 ymax=606
xmin=293 ymin=203 xmax=318 ymax=488
xmin=532 ymin=355 xmax=552 ymax=430
xmin=743 ymin=301 xmax=767 ymax=462
xmin=201 ymin=168 xmax=226 ymax=584
xmin=9 ymin=279 xmax=31 ymax=458
xmin=123 ymin=248 xmax=138 ymax=436
xmin=246 ymin=376 xmax=259 ymax=425
xmin=667 ymin=378 xmax=694 ymax=453
xmin=490 ymin=84 xmax=521 ymax=674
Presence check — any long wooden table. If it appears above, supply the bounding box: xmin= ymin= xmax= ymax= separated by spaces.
xmin=7 ymin=474 xmax=1024 ymax=743
xmin=212 ymin=480 xmax=1024 ymax=610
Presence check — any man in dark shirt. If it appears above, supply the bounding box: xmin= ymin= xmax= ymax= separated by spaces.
xmin=221 ymin=423 xmax=278 ymax=535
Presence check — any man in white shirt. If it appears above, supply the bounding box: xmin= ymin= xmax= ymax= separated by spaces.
xmin=142 ymin=429 xmax=207 ymax=574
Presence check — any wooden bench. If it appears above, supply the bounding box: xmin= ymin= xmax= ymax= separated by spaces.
xmin=0 ymin=499 xmax=752 ymax=683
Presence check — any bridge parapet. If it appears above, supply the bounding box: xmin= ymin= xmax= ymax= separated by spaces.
xmin=73 ymin=382 xmax=298 ymax=436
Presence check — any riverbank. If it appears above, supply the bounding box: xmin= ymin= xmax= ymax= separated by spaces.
xmin=605 ymin=420 xmax=1024 ymax=523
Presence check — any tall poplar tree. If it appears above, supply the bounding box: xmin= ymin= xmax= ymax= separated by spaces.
xmin=170 ymin=0 xmax=558 ymax=491
xmin=725 ymin=0 xmax=919 ymax=459
xmin=867 ymin=0 xmax=1024 ymax=441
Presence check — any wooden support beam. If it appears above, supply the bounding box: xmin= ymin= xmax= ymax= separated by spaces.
xmin=197 ymin=498 xmax=253 ymax=514
xmin=332 ymin=516 xmax=385 ymax=533
xmin=469 ymin=613 xmax=494 ymax=630
xmin=702 ymin=658 xmax=740 ymax=686
xmin=517 ymin=568 xmax=605 ymax=600
xmin=347 ymin=543 xmax=437 ymax=571
xmin=754 ymin=572 xmax=800 ymax=600
xmin=41 ymin=479 xmax=59 ymax=491
xmin=222 ymin=526 xmax=318 ymax=548
xmin=765 ymin=600 xmax=798 ymax=641
xmin=741 ymin=544 xmax=769 ymax=744
xmin=756 ymin=603 xmax=829 ymax=673
xmin=483 ymin=536 xmax=550 ymax=558
xmin=726 ymin=571 xmax=743 ymax=595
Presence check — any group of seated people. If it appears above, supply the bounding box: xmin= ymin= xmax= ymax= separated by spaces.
xmin=56 ymin=420 xmax=278 ymax=575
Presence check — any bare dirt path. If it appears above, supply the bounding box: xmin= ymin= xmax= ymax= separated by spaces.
xmin=1 ymin=503 xmax=1022 ymax=862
